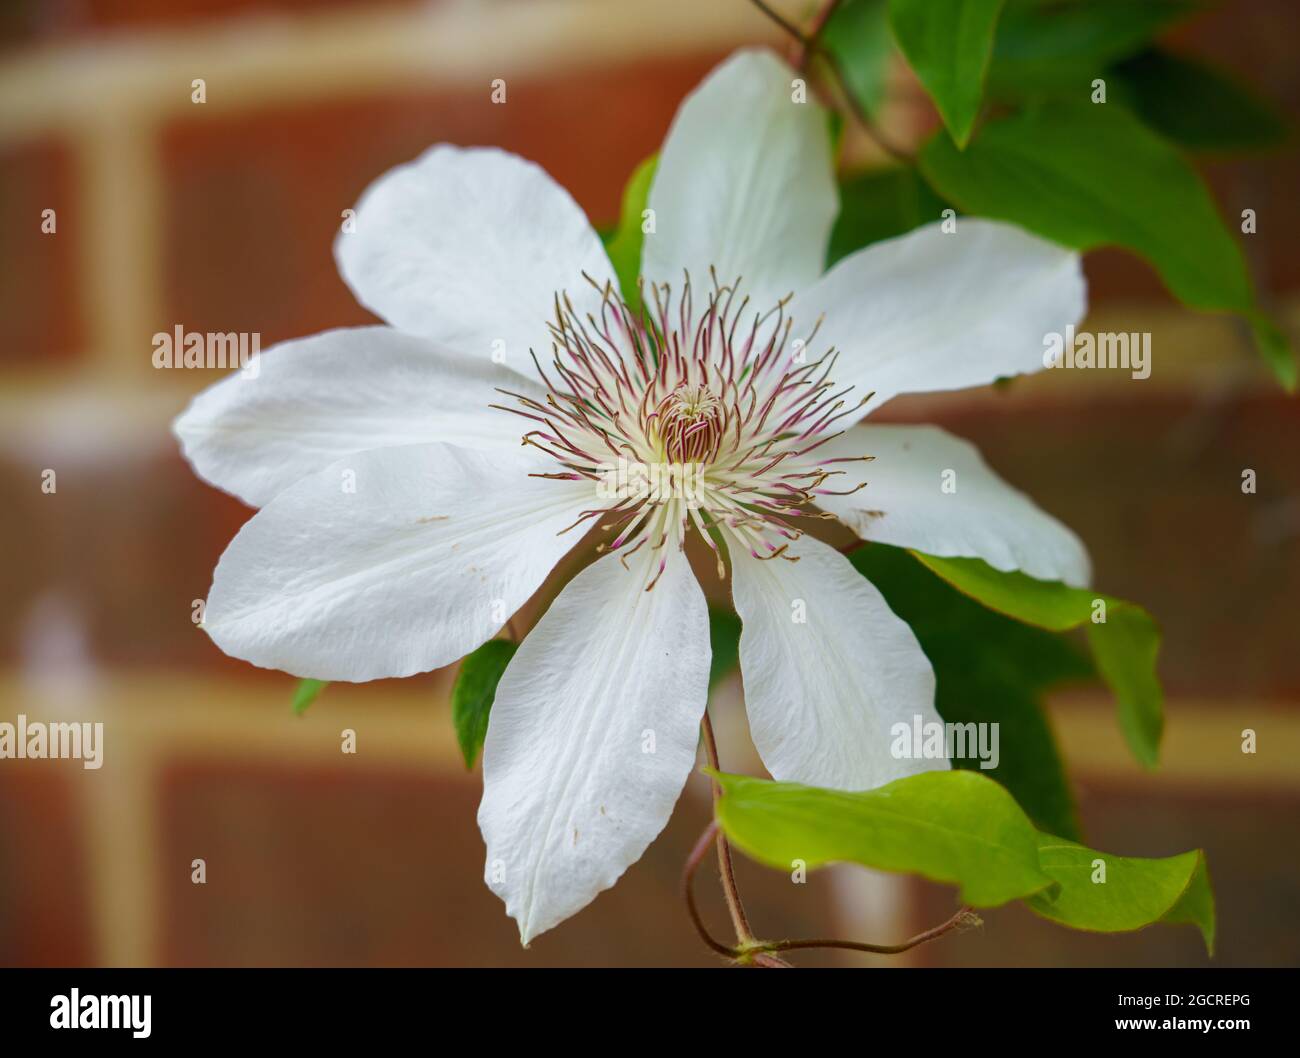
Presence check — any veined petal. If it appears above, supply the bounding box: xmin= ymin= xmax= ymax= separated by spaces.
xmin=335 ymin=145 xmax=616 ymax=379
xmin=795 ymin=219 xmax=1086 ymax=414
xmin=731 ymin=534 xmax=944 ymax=791
xmin=478 ymin=545 xmax=710 ymax=945
xmin=173 ymin=326 xmax=541 ymax=507
xmin=203 ymin=444 xmax=591 ymax=681
xmin=814 ymin=424 xmax=1091 ymax=587
xmin=644 ymin=49 xmax=837 ymax=310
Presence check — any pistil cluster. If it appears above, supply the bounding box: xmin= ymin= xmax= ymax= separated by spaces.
xmin=496 ymin=273 xmax=870 ymax=587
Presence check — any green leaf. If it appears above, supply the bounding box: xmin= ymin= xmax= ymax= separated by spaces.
xmin=602 ymin=153 xmax=657 ymax=312
xmin=1028 ymin=833 xmax=1215 ymax=954
xmin=827 ymin=166 xmax=952 ymax=266
xmin=707 ymin=607 xmax=742 ymax=691
xmin=1247 ymin=311 xmax=1297 ymax=393
xmin=911 ymin=552 xmax=1164 ymax=769
xmin=291 ymin=678 xmax=328 ymax=716
xmin=712 ymin=769 xmax=1054 ymax=907
xmin=1110 ymin=49 xmax=1289 ymax=153
xmin=919 ymin=102 xmax=1287 ymax=382
xmin=714 ymin=770 xmax=1215 ymax=952
xmin=451 ymin=639 xmax=518 ymax=769
xmin=821 ymin=0 xmax=894 ymax=117
xmin=987 ymin=0 xmax=1198 ymax=99
xmin=889 ymin=0 xmax=1004 ymax=148
xmin=920 ymin=101 xmax=1251 ymax=311
xmin=853 ymin=543 xmax=1089 ymax=837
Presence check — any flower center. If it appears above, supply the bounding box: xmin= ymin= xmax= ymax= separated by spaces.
xmin=495 ymin=273 xmax=869 ymax=585
xmin=653 ymin=383 xmax=724 ymax=464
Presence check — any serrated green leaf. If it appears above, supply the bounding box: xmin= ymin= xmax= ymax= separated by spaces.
xmin=712 ymin=769 xmax=1054 ymax=907
xmin=853 ymin=543 xmax=1088 ymax=837
xmin=911 ymin=552 xmax=1163 ymax=768
xmin=602 ymin=153 xmax=657 ymax=312
xmin=827 ymin=166 xmax=952 ymax=266
xmin=1110 ymin=49 xmax=1288 ymax=153
xmin=889 ymin=0 xmax=1004 ymax=148
xmin=1028 ymin=833 xmax=1215 ymax=954
xmin=987 ymin=0 xmax=1198 ymax=99
xmin=451 ymin=639 xmax=518 ymax=769
xmin=821 ymin=0 xmax=894 ymax=118
xmin=291 ymin=678 xmax=328 ymax=716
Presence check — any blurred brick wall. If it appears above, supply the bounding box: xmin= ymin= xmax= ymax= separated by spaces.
xmin=0 ymin=0 xmax=1297 ymax=968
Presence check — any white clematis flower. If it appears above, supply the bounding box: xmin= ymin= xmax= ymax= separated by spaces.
xmin=174 ymin=49 xmax=1089 ymax=944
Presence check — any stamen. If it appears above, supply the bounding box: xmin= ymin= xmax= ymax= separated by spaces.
xmin=494 ymin=272 xmax=870 ymax=584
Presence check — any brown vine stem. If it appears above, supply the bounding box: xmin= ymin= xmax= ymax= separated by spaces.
xmin=750 ymin=0 xmax=915 ymax=164
xmin=753 ymin=905 xmax=981 ymax=957
xmin=699 ymin=710 xmax=755 ymax=944
xmin=681 ymin=820 xmax=792 ymax=967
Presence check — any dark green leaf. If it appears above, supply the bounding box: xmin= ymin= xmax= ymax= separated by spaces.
xmin=1028 ymin=833 xmax=1215 ymax=954
xmin=987 ymin=0 xmax=1198 ymax=99
xmin=712 ymin=769 xmax=1054 ymax=907
xmin=1110 ymin=49 xmax=1288 ymax=152
xmin=707 ymin=607 xmax=742 ymax=691
xmin=919 ymin=102 xmax=1288 ymax=382
xmin=451 ymin=639 xmax=518 ymax=769
xmin=912 ymin=552 xmax=1164 ymax=768
xmin=827 ymin=166 xmax=952 ymax=266
xmin=1247 ymin=311 xmax=1297 ymax=393
xmin=889 ymin=0 xmax=1005 ymax=148
xmin=603 ymin=153 xmax=657 ymax=312
xmin=853 ymin=543 xmax=1088 ymax=837
xmin=291 ymin=678 xmax=328 ymax=716
xmin=920 ymin=101 xmax=1251 ymax=311
xmin=821 ymin=0 xmax=894 ymax=117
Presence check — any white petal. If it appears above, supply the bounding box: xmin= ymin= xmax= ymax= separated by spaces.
xmin=335 ymin=145 xmax=616 ymax=378
xmin=203 ymin=444 xmax=590 ymax=681
xmin=644 ymin=49 xmax=837 ymax=310
xmin=730 ymin=534 xmax=944 ymax=791
xmin=173 ymin=326 xmax=541 ymax=507
xmin=795 ymin=219 xmax=1086 ymax=414
xmin=478 ymin=545 xmax=710 ymax=944
xmin=813 ymin=424 xmax=1091 ymax=587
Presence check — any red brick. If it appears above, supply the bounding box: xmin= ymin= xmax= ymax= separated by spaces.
xmin=157 ymin=53 xmax=728 ymax=349
xmin=0 ymin=140 xmax=84 ymax=368
xmin=0 ymin=768 xmax=93 ymax=966
xmin=157 ymin=761 xmax=849 ymax=966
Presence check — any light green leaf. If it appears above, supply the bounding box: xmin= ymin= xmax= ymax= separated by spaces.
xmin=1028 ymin=833 xmax=1215 ymax=954
xmin=291 ymin=678 xmax=328 ymax=716
xmin=821 ymin=0 xmax=894 ymax=118
xmin=827 ymin=166 xmax=952 ymax=266
xmin=1110 ymin=49 xmax=1289 ymax=153
xmin=451 ymin=639 xmax=518 ymax=769
xmin=888 ymin=0 xmax=1004 ymax=148
xmin=911 ymin=552 xmax=1164 ymax=768
xmin=602 ymin=153 xmax=657 ymax=312
xmin=715 ymin=770 xmax=1215 ymax=951
xmin=987 ymin=0 xmax=1197 ymax=99
xmin=712 ymin=769 xmax=1054 ymax=907
xmin=919 ymin=102 xmax=1287 ymax=382
xmin=853 ymin=543 xmax=1089 ymax=838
